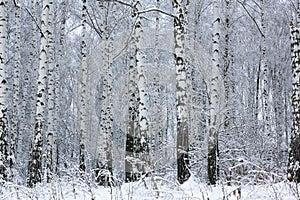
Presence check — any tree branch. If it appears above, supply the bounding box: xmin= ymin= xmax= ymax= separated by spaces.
xmin=13 ymin=0 xmax=20 ymax=8
xmin=99 ymin=0 xmax=133 ymax=9
xmin=86 ymin=8 xmax=103 ymax=38
xmin=138 ymin=8 xmax=176 ymax=19
xmin=25 ymin=7 xmax=42 ymax=34
xmin=101 ymin=0 xmax=176 ymax=19
xmin=236 ymin=0 xmax=264 ymax=37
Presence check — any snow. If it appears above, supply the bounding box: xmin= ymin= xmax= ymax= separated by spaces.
xmin=1 ymin=176 xmax=299 ymax=200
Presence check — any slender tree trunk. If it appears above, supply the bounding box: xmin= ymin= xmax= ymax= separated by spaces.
xmin=28 ymin=0 xmax=39 ymax=147
xmin=28 ymin=0 xmax=51 ymax=187
xmin=152 ymin=0 xmax=163 ymax=171
xmin=173 ymin=0 xmax=190 ymax=184
xmin=224 ymin=0 xmax=230 ymax=129
xmin=261 ymin=0 xmax=269 ymax=136
xmin=79 ymin=0 xmax=88 ymax=174
xmin=135 ymin=0 xmax=150 ymax=177
xmin=55 ymin=0 xmax=67 ymax=176
xmin=288 ymin=15 xmax=300 ymax=183
xmin=0 ymin=0 xmax=8 ymax=181
xmin=274 ymin=66 xmax=284 ymax=170
xmin=9 ymin=1 xmax=21 ymax=180
xmin=18 ymin=0 xmax=38 ymax=181
xmin=97 ymin=2 xmax=114 ymax=185
xmin=208 ymin=0 xmax=220 ymax=185
xmin=125 ymin=0 xmax=150 ymax=182
xmin=46 ymin=0 xmax=55 ymax=182
xmin=125 ymin=18 xmax=139 ymax=182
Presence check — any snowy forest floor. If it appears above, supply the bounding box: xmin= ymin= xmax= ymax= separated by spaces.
xmin=1 ymin=175 xmax=300 ymax=200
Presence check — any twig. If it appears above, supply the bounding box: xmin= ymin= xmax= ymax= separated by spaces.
xmin=25 ymin=7 xmax=42 ymax=34
xmin=236 ymin=0 xmax=264 ymax=37
xmin=138 ymin=8 xmax=176 ymax=19
xmin=101 ymin=0 xmax=133 ymax=8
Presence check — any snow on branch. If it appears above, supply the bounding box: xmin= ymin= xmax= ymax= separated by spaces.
xmin=101 ymin=0 xmax=176 ymax=19
xmin=138 ymin=8 xmax=176 ymax=19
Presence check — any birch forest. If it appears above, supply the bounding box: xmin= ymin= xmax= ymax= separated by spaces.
xmin=0 ymin=0 xmax=300 ymax=199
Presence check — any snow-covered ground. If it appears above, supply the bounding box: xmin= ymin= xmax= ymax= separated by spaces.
xmin=1 ymin=175 xmax=299 ymax=200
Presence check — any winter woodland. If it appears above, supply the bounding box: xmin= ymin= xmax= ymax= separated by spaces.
xmin=0 ymin=0 xmax=299 ymax=199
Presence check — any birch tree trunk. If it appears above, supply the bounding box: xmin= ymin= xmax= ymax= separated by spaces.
xmin=135 ymin=0 xmax=150 ymax=177
xmin=208 ymin=0 xmax=220 ymax=185
xmin=173 ymin=0 xmax=190 ymax=184
xmin=0 ymin=0 xmax=8 ymax=181
xmin=152 ymin=0 xmax=163 ymax=171
xmin=46 ymin=0 xmax=55 ymax=182
xmin=9 ymin=1 xmax=21 ymax=179
xmin=54 ymin=0 xmax=67 ymax=176
xmin=125 ymin=28 xmax=139 ymax=182
xmin=260 ymin=0 xmax=273 ymax=171
xmin=28 ymin=0 xmax=51 ymax=187
xmin=224 ymin=0 xmax=230 ymax=129
xmin=288 ymin=15 xmax=300 ymax=183
xmin=79 ymin=0 xmax=88 ymax=174
xmin=125 ymin=0 xmax=150 ymax=182
xmin=261 ymin=0 xmax=269 ymax=134
xmin=18 ymin=0 xmax=38 ymax=181
xmin=97 ymin=1 xmax=114 ymax=185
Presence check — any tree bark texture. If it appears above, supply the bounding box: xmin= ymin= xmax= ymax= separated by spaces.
xmin=208 ymin=0 xmax=220 ymax=185
xmin=173 ymin=0 xmax=190 ymax=184
xmin=0 ymin=0 xmax=8 ymax=181
xmin=28 ymin=0 xmax=51 ymax=187
xmin=288 ymin=17 xmax=300 ymax=183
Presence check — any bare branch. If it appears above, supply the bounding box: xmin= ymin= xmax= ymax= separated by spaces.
xmin=13 ymin=0 xmax=20 ymax=8
xmin=25 ymin=7 xmax=42 ymax=34
xmin=138 ymin=8 xmax=176 ymax=19
xmin=86 ymin=8 xmax=103 ymax=38
xmin=101 ymin=1 xmax=176 ymax=19
xmin=236 ymin=0 xmax=264 ymax=37
xmin=99 ymin=0 xmax=133 ymax=8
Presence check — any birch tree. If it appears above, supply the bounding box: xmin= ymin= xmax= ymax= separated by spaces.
xmin=28 ymin=0 xmax=52 ymax=187
xmin=125 ymin=0 xmax=150 ymax=182
xmin=46 ymin=0 xmax=55 ymax=182
xmin=54 ymin=0 xmax=67 ymax=175
xmin=96 ymin=1 xmax=114 ymax=185
xmin=152 ymin=0 xmax=163 ymax=171
xmin=288 ymin=12 xmax=300 ymax=183
xmin=261 ymin=0 xmax=269 ymax=136
xmin=208 ymin=0 xmax=220 ymax=185
xmin=125 ymin=13 xmax=139 ymax=180
xmin=79 ymin=0 xmax=88 ymax=174
xmin=9 ymin=0 xmax=21 ymax=179
xmin=173 ymin=0 xmax=190 ymax=184
xmin=0 ymin=0 xmax=8 ymax=181
xmin=135 ymin=0 xmax=150 ymax=177
xmin=223 ymin=0 xmax=230 ymax=130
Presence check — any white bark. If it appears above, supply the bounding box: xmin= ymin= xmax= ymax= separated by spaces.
xmin=97 ymin=2 xmax=114 ymax=184
xmin=125 ymin=0 xmax=150 ymax=181
xmin=18 ymin=0 xmax=38 ymax=182
xmin=46 ymin=0 xmax=55 ymax=182
xmin=135 ymin=1 xmax=149 ymax=160
xmin=152 ymin=0 xmax=163 ymax=170
xmin=125 ymin=20 xmax=139 ymax=181
xmin=54 ymin=0 xmax=67 ymax=174
xmin=173 ymin=0 xmax=190 ymax=184
xmin=208 ymin=0 xmax=220 ymax=185
xmin=28 ymin=0 xmax=51 ymax=187
xmin=9 ymin=1 xmax=21 ymax=178
xmin=288 ymin=16 xmax=300 ymax=183
xmin=261 ymin=0 xmax=270 ymax=136
xmin=0 ymin=0 xmax=8 ymax=181
xmin=79 ymin=0 xmax=88 ymax=174
xmin=224 ymin=0 xmax=230 ymax=129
